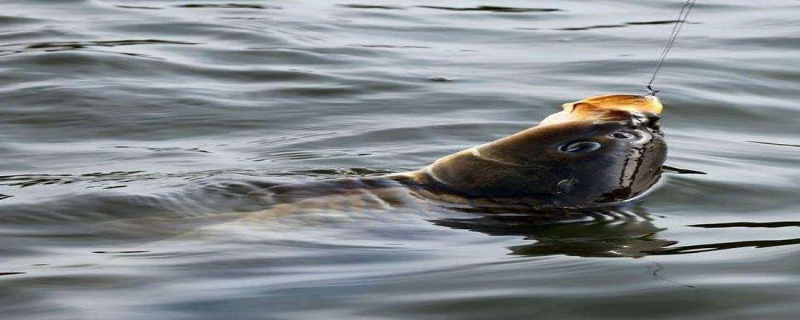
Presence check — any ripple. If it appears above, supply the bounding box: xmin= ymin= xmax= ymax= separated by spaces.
xmin=649 ymin=238 xmax=800 ymax=256
xmin=556 ymin=20 xmax=700 ymax=31
xmin=174 ymin=3 xmax=281 ymax=10
xmin=417 ymin=6 xmax=561 ymax=13
xmin=339 ymin=4 xmax=405 ymax=10
xmin=0 ymin=39 xmax=196 ymax=58
xmin=0 ymin=15 xmax=42 ymax=25
xmin=21 ymin=39 xmax=194 ymax=49
xmin=692 ymin=221 xmax=800 ymax=228
xmin=92 ymin=250 xmax=151 ymax=254
xmin=349 ymin=44 xmax=431 ymax=49
xmin=108 ymin=146 xmax=212 ymax=154
xmin=747 ymin=140 xmax=800 ymax=148
xmin=115 ymin=5 xmax=161 ymax=10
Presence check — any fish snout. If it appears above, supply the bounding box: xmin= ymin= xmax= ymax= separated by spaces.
xmin=629 ymin=111 xmax=662 ymax=132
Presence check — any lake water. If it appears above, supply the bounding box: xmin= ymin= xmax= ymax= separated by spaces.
xmin=1 ymin=1 xmax=799 ymax=319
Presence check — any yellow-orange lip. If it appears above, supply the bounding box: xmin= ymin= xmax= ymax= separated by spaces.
xmin=539 ymin=94 xmax=663 ymax=126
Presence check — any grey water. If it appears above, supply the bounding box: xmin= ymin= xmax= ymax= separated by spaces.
xmin=1 ymin=0 xmax=799 ymax=319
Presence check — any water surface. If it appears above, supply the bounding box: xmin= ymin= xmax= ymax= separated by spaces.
xmin=1 ymin=0 xmax=799 ymax=319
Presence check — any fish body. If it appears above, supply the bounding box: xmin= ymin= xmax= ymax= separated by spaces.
xmin=248 ymin=94 xmax=667 ymax=217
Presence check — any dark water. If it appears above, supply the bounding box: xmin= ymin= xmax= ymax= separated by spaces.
xmin=1 ymin=0 xmax=799 ymax=319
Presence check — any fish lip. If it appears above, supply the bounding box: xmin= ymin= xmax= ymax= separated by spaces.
xmin=623 ymin=111 xmax=662 ymax=132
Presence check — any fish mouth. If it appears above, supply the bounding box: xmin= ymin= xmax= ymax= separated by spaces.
xmin=539 ymin=94 xmax=663 ymax=127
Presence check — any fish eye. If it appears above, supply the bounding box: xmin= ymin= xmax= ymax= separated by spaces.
xmin=609 ymin=131 xmax=635 ymax=139
xmin=559 ymin=141 xmax=602 ymax=153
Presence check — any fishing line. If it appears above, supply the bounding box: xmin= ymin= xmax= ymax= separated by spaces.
xmin=646 ymin=0 xmax=698 ymax=95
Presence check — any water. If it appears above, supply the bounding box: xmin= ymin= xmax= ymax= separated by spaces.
xmin=1 ymin=0 xmax=799 ymax=319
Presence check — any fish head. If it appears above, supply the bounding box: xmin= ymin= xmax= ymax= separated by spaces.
xmin=425 ymin=94 xmax=666 ymax=206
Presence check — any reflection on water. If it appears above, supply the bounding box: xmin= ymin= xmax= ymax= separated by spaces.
xmin=1 ymin=0 xmax=800 ymax=319
xmin=433 ymin=208 xmax=800 ymax=258
xmin=433 ymin=206 xmax=675 ymax=258
xmin=436 ymin=205 xmax=800 ymax=258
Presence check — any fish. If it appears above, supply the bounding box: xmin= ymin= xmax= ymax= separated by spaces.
xmin=252 ymin=94 xmax=665 ymax=211
xmin=190 ymin=93 xmax=669 ymax=236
